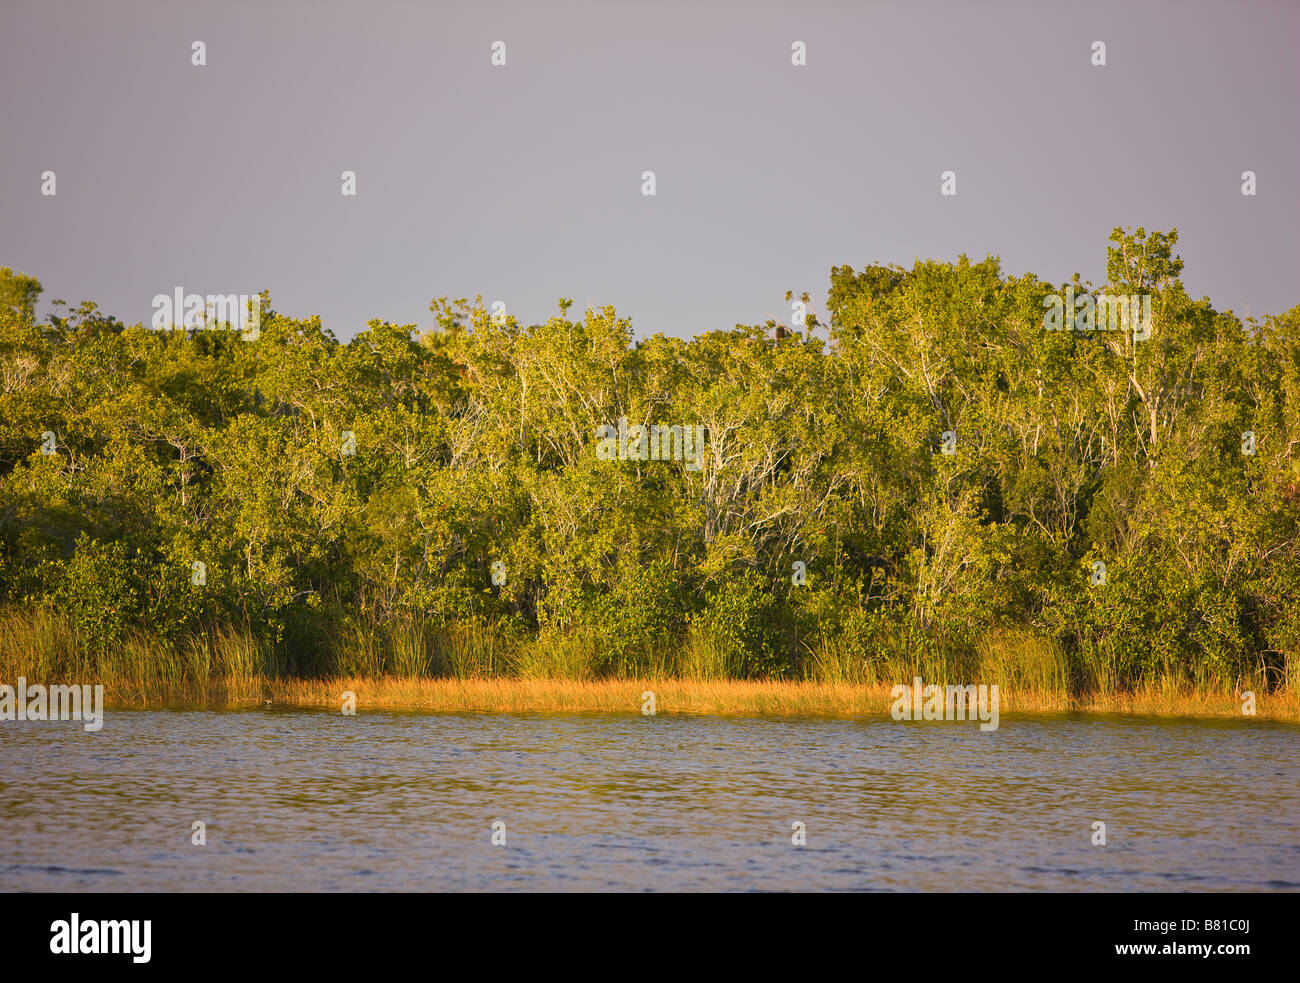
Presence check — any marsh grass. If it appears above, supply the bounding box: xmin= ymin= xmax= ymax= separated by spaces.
xmin=673 ymin=625 xmax=740 ymax=680
xmin=386 ymin=617 xmax=432 ymax=677
xmin=0 ymin=606 xmax=87 ymax=680
xmin=512 ymin=628 xmax=603 ymax=679
xmin=0 ymin=606 xmax=1295 ymax=719
xmin=430 ymin=625 xmax=510 ymax=677
xmin=59 ymin=675 xmax=1300 ymax=721
xmin=976 ymin=630 xmax=1071 ymax=693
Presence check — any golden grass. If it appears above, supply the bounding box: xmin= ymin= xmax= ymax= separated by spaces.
xmin=88 ymin=674 xmax=1300 ymax=721
xmin=3 ymin=607 xmax=1295 ymax=720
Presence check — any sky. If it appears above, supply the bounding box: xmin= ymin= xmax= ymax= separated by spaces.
xmin=2 ymin=0 xmax=1297 ymax=340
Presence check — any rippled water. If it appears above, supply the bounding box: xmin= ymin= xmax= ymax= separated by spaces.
xmin=2 ymin=709 xmax=1298 ymax=891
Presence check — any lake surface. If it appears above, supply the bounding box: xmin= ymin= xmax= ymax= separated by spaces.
xmin=2 ymin=709 xmax=1298 ymax=891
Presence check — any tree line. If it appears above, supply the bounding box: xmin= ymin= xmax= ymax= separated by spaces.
xmin=1 ymin=226 xmax=1297 ymax=690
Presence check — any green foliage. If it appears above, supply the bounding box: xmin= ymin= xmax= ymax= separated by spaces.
xmin=1 ymin=230 xmax=1297 ymax=691
xmin=53 ymin=535 xmax=142 ymax=654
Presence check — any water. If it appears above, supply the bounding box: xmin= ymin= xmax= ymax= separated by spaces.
xmin=2 ymin=709 xmax=1298 ymax=891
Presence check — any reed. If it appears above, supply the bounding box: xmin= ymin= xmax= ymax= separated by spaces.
xmin=58 ymin=675 xmax=1299 ymax=721
xmin=674 ymin=625 xmax=741 ymax=680
xmin=0 ymin=606 xmax=1295 ymax=720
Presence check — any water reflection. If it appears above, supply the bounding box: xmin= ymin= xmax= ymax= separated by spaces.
xmin=1 ymin=710 xmax=1297 ymax=891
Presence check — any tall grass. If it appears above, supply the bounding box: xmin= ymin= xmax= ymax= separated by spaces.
xmin=0 ymin=605 xmax=1295 ymax=717
xmin=0 ymin=606 xmax=90 ymax=681
xmin=976 ymin=630 xmax=1071 ymax=694
xmin=673 ymin=625 xmax=741 ymax=680
xmin=0 ymin=607 xmax=276 ymax=703
xmin=512 ymin=628 xmax=602 ymax=679
xmin=431 ymin=625 xmax=511 ymax=677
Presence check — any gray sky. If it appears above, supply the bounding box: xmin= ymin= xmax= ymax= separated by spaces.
xmin=3 ymin=0 xmax=1296 ymax=339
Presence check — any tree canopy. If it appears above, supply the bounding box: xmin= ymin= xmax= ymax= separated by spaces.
xmin=1 ymin=230 xmax=1297 ymax=689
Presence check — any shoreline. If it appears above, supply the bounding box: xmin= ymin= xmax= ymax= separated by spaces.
xmin=78 ymin=676 xmax=1300 ymax=721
